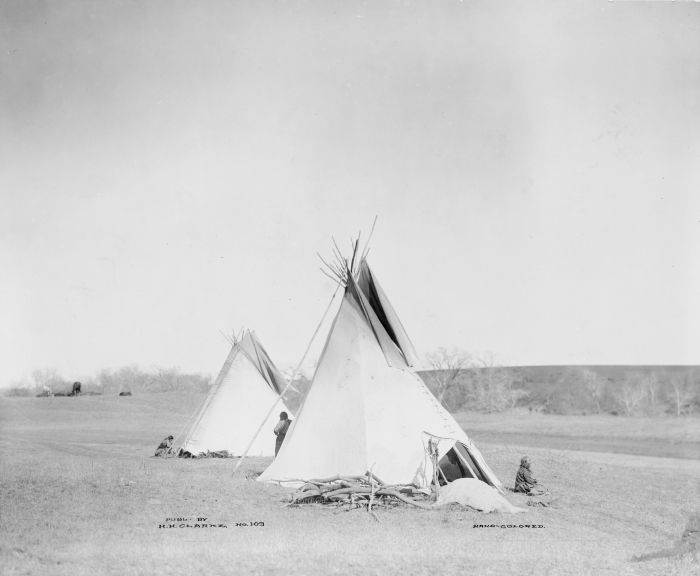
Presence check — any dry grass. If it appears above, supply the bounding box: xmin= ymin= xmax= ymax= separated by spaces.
xmin=457 ymin=410 xmax=700 ymax=460
xmin=1 ymin=393 xmax=698 ymax=575
xmin=456 ymin=410 xmax=700 ymax=441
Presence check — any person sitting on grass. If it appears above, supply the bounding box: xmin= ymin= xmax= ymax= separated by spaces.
xmin=514 ymin=456 xmax=548 ymax=496
xmin=154 ymin=435 xmax=174 ymax=457
xmin=273 ymin=412 xmax=292 ymax=457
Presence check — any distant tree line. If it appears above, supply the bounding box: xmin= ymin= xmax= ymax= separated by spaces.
xmin=420 ymin=348 xmax=700 ymax=417
xmin=4 ymin=366 xmax=211 ymax=397
xmin=6 ymin=354 xmax=699 ymax=418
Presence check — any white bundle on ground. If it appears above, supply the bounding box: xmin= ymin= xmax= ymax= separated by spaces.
xmin=435 ymin=478 xmax=527 ymax=513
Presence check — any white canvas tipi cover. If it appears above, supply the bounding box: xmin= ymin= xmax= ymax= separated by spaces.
xmin=179 ymin=330 xmax=292 ymax=457
xmin=259 ymin=261 xmax=503 ymax=491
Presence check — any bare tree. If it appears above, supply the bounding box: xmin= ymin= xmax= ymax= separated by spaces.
xmin=156 ymin=367 xmax=182 ymax=392
xmin=426 ymin=348 xmax=472 ymax=408
xmin=643 ymin=373 xmax=664 ymax=416
xmin=668 ymin=374 xmax=698 ymax=416
xmin=612 ymin=375 xmax=646 ymax=416
xmin=473 ymin=354 xmax=526 ymax=412
xmin=31 ymin=368 xmax=63 ymax=394
xmin=503 ymin=371 xmax=529 ymax=410
xmin=96 ymin=365 xmax=210 ymax=393
xmin=474 ymin=354 xmax=501 ymax=412
xmin=581 ymin=368 xmax=605 ymax=414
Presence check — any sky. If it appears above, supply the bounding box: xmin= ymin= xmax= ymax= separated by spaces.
xmin=1 ymin=0 xmax=699 ymax=386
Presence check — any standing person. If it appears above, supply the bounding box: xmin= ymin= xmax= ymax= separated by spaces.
xmin=273 ymin=412 xmax=292 ymax=457
xmin=514 ymin=456 xmax=548 ymax=496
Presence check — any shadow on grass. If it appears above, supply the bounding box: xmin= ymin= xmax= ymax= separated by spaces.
xmin=632 ymin=512 xmax=699 ymax=563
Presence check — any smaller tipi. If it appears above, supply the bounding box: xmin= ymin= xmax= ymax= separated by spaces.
xmin=178 ymin=330 xmax=292 ymax=457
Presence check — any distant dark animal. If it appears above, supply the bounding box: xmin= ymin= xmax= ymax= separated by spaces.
xmin=119 ymin=391 xmax=132 ymax=396
xmin=69 ymin=382 xmax=82 ymax=396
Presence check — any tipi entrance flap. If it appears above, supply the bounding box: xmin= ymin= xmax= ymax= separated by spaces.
xmin=421 ymin=432 xmax=503 ymax=492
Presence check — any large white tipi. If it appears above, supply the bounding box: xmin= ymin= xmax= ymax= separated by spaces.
xmin=178 ymin=330 xmax=292 ymax=457
xmin=258 ymin=258 xmax=503 ymax=491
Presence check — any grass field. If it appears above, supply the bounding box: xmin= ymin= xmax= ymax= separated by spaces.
xmin=1 ymin=393 xmax=698 ymax=575
xmin=456 ymin=410 xmax=700 ymax=460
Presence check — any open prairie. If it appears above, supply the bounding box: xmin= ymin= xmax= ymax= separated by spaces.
xmin=1 ymin=393 xmax=698 ymax=576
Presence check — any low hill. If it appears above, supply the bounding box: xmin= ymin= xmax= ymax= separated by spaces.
xmin=418 ymin=365 xmax=700 ymax=416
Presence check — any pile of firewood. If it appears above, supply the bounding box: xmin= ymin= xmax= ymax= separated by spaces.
xmin=288 ymin=473 xmax=434 ymax=510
